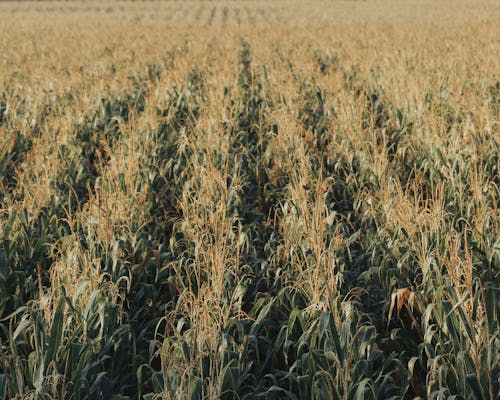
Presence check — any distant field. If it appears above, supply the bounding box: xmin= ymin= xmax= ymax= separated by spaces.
xmin=0 ymin=1 xmax=499 ymax=399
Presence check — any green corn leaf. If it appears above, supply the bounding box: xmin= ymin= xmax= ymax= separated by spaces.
xmin=45 ymin=298 xmax=65 ymax=369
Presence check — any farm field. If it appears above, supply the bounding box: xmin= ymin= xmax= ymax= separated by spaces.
xmin=0 ymin=1 xmax=499 ymax=399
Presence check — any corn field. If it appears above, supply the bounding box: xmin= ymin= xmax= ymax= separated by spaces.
xmin=0 ymin=1 xmax=499 ymax=399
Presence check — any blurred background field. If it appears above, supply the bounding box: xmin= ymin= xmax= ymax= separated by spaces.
xmin=0 ymin=1 xmax=499 ymax=399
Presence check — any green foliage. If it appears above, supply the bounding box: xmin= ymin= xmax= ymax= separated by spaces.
xmin=1 ymin=12 xmax=498 ymax=400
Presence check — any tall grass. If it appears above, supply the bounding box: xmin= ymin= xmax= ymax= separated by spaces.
xmin=0 ymin=1 xmax=498 ymax=399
